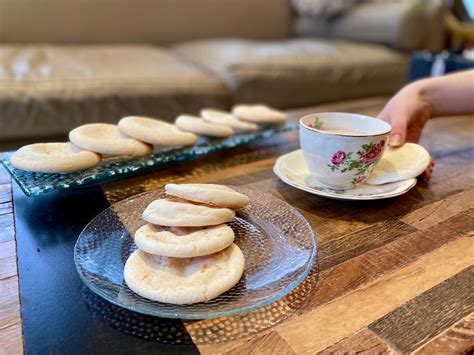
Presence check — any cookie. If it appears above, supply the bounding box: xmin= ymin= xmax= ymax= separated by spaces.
xmin=118 ymin=116 xmax=198 ymax=147
xmin=366 ymin=143 xmax=430 ymax=185
xmin=69 ymin=123 xmax=152 ymax=157
xmin=232 ymin=104 xmax=286 ymax=124
xmin=10 ymin=142 xmax=101 ymax=173
xmin=142 ymin=198 xmax=235 ymax=227
xmin=134 ymin=224 xmax=235 ymax=258
xmin=124 ymin=244 xmax=244 ymax=304
xmin=175 ymin=115 xmax=234 ymax=137
xmin=201 ymin=109 xmax=258 ymax=132
xmin=165 ymin=183 xmax=249 ymax=209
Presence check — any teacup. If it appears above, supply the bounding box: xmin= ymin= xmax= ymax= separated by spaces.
xmin=299 ymin=112 xmax=391 ymax=190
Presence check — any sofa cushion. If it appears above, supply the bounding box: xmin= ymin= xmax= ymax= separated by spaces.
xmin=0 ymin=45 xmax=230 ymax=140
xmin=293 ymin=0 xmax=445 ymax=52
xmin=292 ymin=0 xmax=358 ymax=19
xmin=0 ymin=0 xmax=291 ymax=45
xmin=172 ymin=39 xmax=409 ymax=109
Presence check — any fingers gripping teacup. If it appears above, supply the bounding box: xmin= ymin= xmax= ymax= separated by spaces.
xmin=299 ymin=113 xmax=391 ymax=190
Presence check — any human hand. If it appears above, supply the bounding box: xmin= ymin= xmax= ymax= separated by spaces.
xmin=378 ymin=70 xmax=474 ymax=181
xmin=377 ymin=82 xmax=431 ymax=147
xmin=378 ymin=82 xmax=435 ymax=180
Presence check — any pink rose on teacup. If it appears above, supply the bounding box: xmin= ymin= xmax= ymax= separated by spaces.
xmin=331 ymin=151 xmax=346 ymax=166
xmin=362 ymin=140 xmax=385 ymax=166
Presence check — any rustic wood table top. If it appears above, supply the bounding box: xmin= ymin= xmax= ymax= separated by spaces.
xmin=1 ymin=97 xmax=473 ymax=354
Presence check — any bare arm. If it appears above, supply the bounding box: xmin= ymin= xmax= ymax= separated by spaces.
xmin=420 ymin=69 xmax=474 ymax=117
xmin=378 ymin=69 xmax=474 ymax=146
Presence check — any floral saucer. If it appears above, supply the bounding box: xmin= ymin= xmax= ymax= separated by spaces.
xmin=273 ymin=150 xmax=417 ymax=201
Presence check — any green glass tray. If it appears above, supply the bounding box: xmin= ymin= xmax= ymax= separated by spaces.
xmin=1 ymin=124 xmax=298 ymax=196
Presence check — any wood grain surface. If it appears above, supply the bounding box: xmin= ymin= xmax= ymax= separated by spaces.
xmin=415 ymin=312 xmax=474 ymax=354
xmin=369 ymin=266 xmax=474 ymax=353
xmin=0 ymin=166 xmax=22 ymax=355
xmin=1 ymin=97 xmax=473 ymax=354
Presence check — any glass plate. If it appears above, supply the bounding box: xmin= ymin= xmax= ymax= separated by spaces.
xmin=74 ymin=187 xmax=317 ymax=319
xmin=0 ymin=124 xmax=297 ymax=197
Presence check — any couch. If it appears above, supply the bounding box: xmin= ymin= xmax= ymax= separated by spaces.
xmin=0 ymin=0 xmax=445 ymax=142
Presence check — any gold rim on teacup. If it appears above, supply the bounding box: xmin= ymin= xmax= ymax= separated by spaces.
xmin=299 ymin=112 xmax=391 ymax=137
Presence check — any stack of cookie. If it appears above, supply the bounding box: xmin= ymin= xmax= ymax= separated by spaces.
xmin=124 ymin=183 xmax=250 ymax=305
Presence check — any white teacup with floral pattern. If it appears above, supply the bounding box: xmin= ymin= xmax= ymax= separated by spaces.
xmin=299 ymin=112 xmax=391 ymax=190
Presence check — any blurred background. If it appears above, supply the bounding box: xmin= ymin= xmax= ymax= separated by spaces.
xmin=0 ymin=0 xmax=473 ymax=150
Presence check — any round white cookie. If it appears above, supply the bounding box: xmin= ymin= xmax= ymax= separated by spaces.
xmin=201 ymin=109 xmax=258 ymax=132
xmin=175 ymin=115 xmax=234 ymax=137
xmin=142 ymin=198 xmax=235 ymax=227
xmin=69 ymin=123 xmax=152 ymax=157
xmin=118 ymin=116 xmax=198 ymax=147
xmin=134 ymin=223 xmax=235 ymax=258
xmin=10 ymin=142 xmax=101 ymax=173
xmin=165 ymin=183 xmax=249 ymax=209
xmin=232 ymin=104 xmax=286 ymax=125
xmin=124 ymin=243 xmax=245 ymax=304
xmin=366 ymin=143 xmax=430 ymax=185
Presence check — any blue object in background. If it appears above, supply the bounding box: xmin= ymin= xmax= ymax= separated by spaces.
xmin=408 ymin=51 xmax=474 ymax=82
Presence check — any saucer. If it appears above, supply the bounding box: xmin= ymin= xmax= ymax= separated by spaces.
xmin=273 ymin=150 xmax=417 ymax=201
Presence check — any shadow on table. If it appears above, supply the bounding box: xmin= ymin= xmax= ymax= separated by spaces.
xmin=15 ymin=185 xmax=111 ymax=247
xmin=82 ymin=265 xmax=320 ymax=346
xmin=82 ymin=286 xmax=194 ymax=345
xmin=274 ymin=179 xmax=430 ymax=225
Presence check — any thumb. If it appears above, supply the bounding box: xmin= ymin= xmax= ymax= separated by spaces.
xmin=377 ymin=103 xmax=408 ymax=147
xmin=387 ymin=116 xmax=407 ymax=147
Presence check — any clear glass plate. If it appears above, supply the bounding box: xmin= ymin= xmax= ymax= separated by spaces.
xmin=74 ymin=187 xmax=317 ymax=319
xmin=0 ymin=124 xmax=297 ymax=197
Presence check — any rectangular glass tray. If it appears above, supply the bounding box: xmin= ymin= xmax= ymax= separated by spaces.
xmin=1 ymin=123 xmax=298 ymax=197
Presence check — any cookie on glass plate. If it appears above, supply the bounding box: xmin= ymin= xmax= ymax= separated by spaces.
xmin=124 ymin=244 xmax=244 ymax=304
xmin=175 ymin=115 xmax=234 ymax=138
xmin=142 ymin=198 xmax=235 ymax=227
xmin=201 ymin=109 xmax=258 ymax=132
xmin=232 ymin=104 xmax=286 ymax=125
xmin=69 ymin=123 xmax=152 ymax=157
xmin=118 ymin=116 xmax=197 ymax=147
xmin=134 ymin=223 xmax=235 ymax=258
xmin=165 ymin=183 xmax=249 ymax=209
xmin=10 ymin=142 xmax=101 ymax=173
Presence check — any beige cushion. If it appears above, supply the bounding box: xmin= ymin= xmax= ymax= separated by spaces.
xmin=292 ymin=0 xmax=358 ymax=19
xmin=0 ymin=45 xmax=229 ymax=140
xmin=172 ymin=39 xmax=409 ymax=109
xmin=294 ymin=0 xmax=446 ymax=52
xmin=0 ymin=0 xmax=291 ymax=45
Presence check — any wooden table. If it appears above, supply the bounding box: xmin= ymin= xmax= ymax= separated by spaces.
xmin=1 ymin=97 xmax=473 ymax=354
